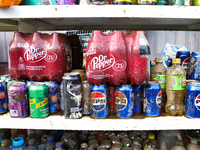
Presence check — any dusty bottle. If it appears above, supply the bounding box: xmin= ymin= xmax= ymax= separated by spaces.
xmin=27 ymin=130 xmax=40 ymax=146
xmin=150 ymin=57 xmax=167 ymax=112
xmin=80 ymin=143 xmax=88 ymax=150
xmin=143 ymin=133 xmax=159 ymax=150
xmin=1 ymin=139 xmax=9 ymax=150
xmin=11 ymin=130 xmax=20 ymax=141
xmin=55 ymin=142 xmax=65 ymax=150
xmin=27 ymin=139 xmax=37 ymax=150
xmin=46 ymin=136 xmax=55 ymax=150
xmin=186 ymin=138 xmax=200 ymax=150
xmin=171 ymin=140 xmax=186 ymax=150
xmin=166 ymin=58 xmax=186 ymax=116
xmin=96 ymin=132 xmax=107 ymax=143
xmin=41 ymin=131 xmax=50 ymax=144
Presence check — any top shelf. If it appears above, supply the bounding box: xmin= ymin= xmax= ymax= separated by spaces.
xmin=1 ymin=5 xmax=200 ymax=31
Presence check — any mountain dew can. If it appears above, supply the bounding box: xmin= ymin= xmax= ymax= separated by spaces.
xmin=29 ymin=83 xmax=49 ymax=118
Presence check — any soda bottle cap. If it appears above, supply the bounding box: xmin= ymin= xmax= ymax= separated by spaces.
xmin=47 ymin=136 xmax=54 ymax=143
xmin=172 ymin=58 xmax=181 ymax=64
xmin=155 ymin=57 xmax=163 ymax=63
xmin=191 ymin=138 xmax=198 ymax=145
xmin=148 ymin=133 xmax=155 ymax=139
xmin=1 ymin=139 xmax=8 ymax=146
xmin=38 ymin=144 xmax=46 ymax=150
xmin=28 ymin=139 xmax=36 ymax=146
xmin=56 ymin=142 xmax=63 ymax=148
xmin=12 ymin=137 xmax=24 ymax=147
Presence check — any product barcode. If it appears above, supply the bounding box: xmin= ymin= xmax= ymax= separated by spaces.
xmin=10 ymin=110 xmax=18 ymax=117
xmin=172 ymin=77 xmax=176 ymax=87
xmin=42 ymin=0 xmax=52 ymax=5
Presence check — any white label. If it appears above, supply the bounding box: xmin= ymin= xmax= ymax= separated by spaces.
xmin=10 ymin=110 xmax=18 ymax=117
xmin=24 ymin=47 xmax=47 ymax=63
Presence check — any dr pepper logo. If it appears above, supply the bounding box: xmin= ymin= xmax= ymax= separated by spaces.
xmin=24 ymin=47 xmax=47 ymax=63
xmin=91 ymin=92 xmax=107 ymax=112
xmin=156 ymin=90 xmax=162 ymax=108
xmin=195 ymin=94 xmax=200 ymax=111
xmin=115 ymin=91 xmax=127 ymax=111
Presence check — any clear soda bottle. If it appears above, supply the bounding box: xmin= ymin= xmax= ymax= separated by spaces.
xmin=55 ymin=142 xmax=65 ymax=150
xmin=12 ymin=137 xmax=26 ymax=150
xmin=166 ymin=58 xmax=186 ymax=116
xmin=38 ymin=144 xmax=46 ymax=150
xmin=143 ymin=133 xmax=159 ymax=150
xmin=186 ymin=138 xmax=200 ymax=150
xmin=41 ymin=131 xmax=50 ymax=145
xmin=27 ymin=130 xmax=40 ymax=146
xmin=27 ymin=139 xmax=37 ymax=150
xmin=46 ymin=136 xmax=55 ymax=150
xmin=1 ymin=139 xmax=9 ymax=150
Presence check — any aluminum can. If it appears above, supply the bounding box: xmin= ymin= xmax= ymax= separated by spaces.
xmin=143 ymin=81 xmax=161 ymax=116
xmin=188 ymin=52 xmax=200 ymax=80
xmin=60 ymin=82 xmax=64 ymax=113
xmin=44 ymin=81 xmax=60 ymax=113
xmin=8 ymin=82 xmax=28 ymax=118
xmin=82 ymin=80 xmax=91 ymax=115
xmin=7 ymin=80 xmax=17 ymax=88
xmin=133 ymin=84 xmax=143 ymax=114
xmin=0 ymin=80 xmax=7 ymax=114
xmin=71 ymin=69 xmax=85 ymax=81
xmin=4 ymin=77 xmax=11 ymax=110
xmin=108 ymin=85 xmax=116 ymax=115
xmin=63 ymin=73 xmax=82 ymax=119
xmin=90 ymin=85 xmax=108 ymax=119
xmin=29 ymin=83 xmax=49 ymax=118
xmin=115 ymin=84 xmax=134 ymax=118
xmin=185 ymin=82 xmax=200 ymax=118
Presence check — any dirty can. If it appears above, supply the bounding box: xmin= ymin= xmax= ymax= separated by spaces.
xmin=29 ymin=83 xmax=49 ymax=118
xmin=133 ymin=84 xmax=143 ymax=114
xmin=82 ymin=80 xmax=91 ymax=115
xmin=45 ymin=81 xmax=60 ymax=113
xmin=188 ymin=52 xmax=200 ymax=81
xmin=8 ymin=82 xmax=28 ymax=118
xmin=0 ymin=80 xmax=7 ymax=114
xmin=108 ymin=85 xmax=116 ymax=115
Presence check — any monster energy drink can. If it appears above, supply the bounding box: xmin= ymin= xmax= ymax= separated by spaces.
xmin=29 ymin=83 xmax=49 ymax=118
xmin=63 ymin=73 xmax=82 ymax=119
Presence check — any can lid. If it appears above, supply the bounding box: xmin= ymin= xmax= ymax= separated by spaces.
xmin=9 ymin=82 xmax=25 ymax=87
xmin=28 ymin=139 xmax=35 ymax=146
xmin=38 ymin=144 xmax=45 ymax=150
xmin=56 ymin=142 xmax=63 ymax=148
xmin=1 ymin=139 xmax=8 ymax=146
xmin=155 ymin=57 xmax=163 ymax=63
xmin=148 ymin=133 xmax=155 ymax=140
xmin=30 ymin=82 xmax=46 ymax=86
xmin=63 ymin=73 xmax=80 ymax=79
xmin=172 ymin=58 xmax=181 ymax=64
xmin=81 ymin=143 xmax=88 ymax=148
xmin=12 ymin=137 xmax=24 ymax=147
xmin=47 ymin=136 xmax=54 ymax=143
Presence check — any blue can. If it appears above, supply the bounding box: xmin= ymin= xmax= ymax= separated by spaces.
xmin=188 ymin=52 xmax=200 ymax=80
xmin=90 ymin=85 xmax=108 ymax=118
xmin=185 ymin=82 xmax=200 ymax=118
xmin=4 ymin=77 xmax=11 ymax=111
xmin=176 ymin=51 xmax=190 ymax=70
xmin=115 ymin=84 xmax=134 ymax=118
xmin=0 ymin=80 xmax=7 ymax=114
xmin=133 ymin=84 xmax=143 ymax=114
xmin=143 ymin=81 xmax=161 ymax=116
xmin=45 ymin=81 xmax=60 ymax=113
xmin=60 ymin=82 xmax=64 ymax=113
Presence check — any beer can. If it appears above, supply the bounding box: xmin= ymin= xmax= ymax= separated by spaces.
xmin=63 ymin=73 xmax=82 ymax=119
xmin=143 ymin=81 xmax=161 ymax=116
xmin=108 ymin=85 xmax=116 ymax=115
xmin=188 ymin=52 xmax=200 ymax=80
xmin=44 ymin=81 xmax=60 ymax=113
xmin=29 ymin=83 xmax=49 ymax=118
xmin=71 ymin=69 xmax=85 ymax=81
xmin=115 ymin=84 xmax=134 ymax=118
xmin=82 ymin=80 xmax=91 ymax=115
xmin=0 ymin=80 xmax=7 ymax=114
xmin=133 ymin=84 xmax=143 ymax=114
xmin=90 ymin=85 xmax=108 ymax=119
xmin=185 ymin=82 xmax=200 ymax=118
xmin=8 ymin=82 xmax=28 ymax=118
xmin=60 ymin=82 xmax=64 ymax=113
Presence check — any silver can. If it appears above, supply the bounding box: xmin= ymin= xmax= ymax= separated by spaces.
xmin=82 ymin=80 xmax=91 ymax=115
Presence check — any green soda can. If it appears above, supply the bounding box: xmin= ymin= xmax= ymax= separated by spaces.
xmin=29 ymin=83 xmax=49 ymax=118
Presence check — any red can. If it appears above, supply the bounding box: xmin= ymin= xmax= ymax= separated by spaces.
xmin=108 ymin=85 xmax=116 ymax=115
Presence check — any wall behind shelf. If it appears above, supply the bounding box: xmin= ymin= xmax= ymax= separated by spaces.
xmin=1 ymin=31 xmax=200 ymax=63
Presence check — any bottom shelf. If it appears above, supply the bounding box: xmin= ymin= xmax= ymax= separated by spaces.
xmin=0 ymin=112 xmax=197 ymax=130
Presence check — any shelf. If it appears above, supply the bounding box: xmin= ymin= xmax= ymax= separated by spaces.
xmin=1 ymin=5 xmax=200 ymax=31
xmin=0 ymin=112 xmax=198 ymax=130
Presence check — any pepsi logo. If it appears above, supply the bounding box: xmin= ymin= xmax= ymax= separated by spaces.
xmin=156 ymin=90 xmax=162 ymax=108
xmin=195 ymin=94 xmax=200 ymax=111
xmin=182 ymin=57 xmax=190 ymax=70
xmin=91 ymin=92 xmax=107 ymax=112
xmin=115 ymin=91 xmax=127 ymax=111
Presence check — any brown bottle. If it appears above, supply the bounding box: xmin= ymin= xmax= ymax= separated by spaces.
xmin=166 ymin=58 xmax=186 ymax=116
xmin=150 ymin=57 xmax=167 ymax=112
xmin=96 ymin=131 xmax=107 ymax=143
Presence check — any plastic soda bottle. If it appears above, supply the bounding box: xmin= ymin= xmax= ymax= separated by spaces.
xmin=46 ymin=136 xmax=55 ymax=150
xmin=12 ymin=137 xmax=26 ymax=150
xmin=166 ymin=58 xmax=186 ymax=116
xmin=55 ymin=142 xmax=65 ymax=150
xmin=186 ymin=138 xmax=200 ymax=150
xmin=143 ymin=133 xmax=159 ymax=150
xmin=1 ymin=139 xmax=9 ymax=150
xmin=38 ymin=144 xmax=46 ymax=150
xmin=27 ymin=139 xmax=37 ymax=150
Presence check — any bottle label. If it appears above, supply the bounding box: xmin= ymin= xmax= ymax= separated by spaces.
xmin=116 ymin=0 xmax=133 ymax=3
xmin=152 ymin=75 xmax=166 ymax=88
xmin=167 ymin=75 xmax=186 ymax=90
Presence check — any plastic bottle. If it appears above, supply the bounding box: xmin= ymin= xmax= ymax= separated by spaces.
xmin=41 ymin=131 xmax=50 ymax=144
xmin=18 ymin=134 xmax=27 ymax=147
xmin=80 ymin=143 xmax=88 ymax=150
xmin=46 ymin=136 xmax=55 ymax=150
xmin=96 ymin=132 xmax=107 ymax=143
xmin=171 ymin=140 xmax=186 ymax=150
xmin=12 ymin=137 xmax=26 ymax=150
xmin=166 ymin=58 xmax=186 ymax=116
xmin=0 ymin=133 xmax=5 ymax=141
xmin=1 ymin=139 xmax=9 ymax=150
xmin=27 ymin=130 xmax=40 ymax=146
xmin=11 ymin=130 xmax=20 ymax=141
xmin=9 ymin=145 xmax=13 ymax=150
xmin=38 ymin=144 xmax=46 ymax=150
xmin=55 ymin=142 xmax=64 ymax=150
xmin=143 ymin=133 xmax=159 ymax=150
xmin=186 ymin=138 xmax=200 ymax=150
xmin=150 ymin=57 xmax=167 ymax=112
xmin=27 ymin=139 xmax=37 ymax=150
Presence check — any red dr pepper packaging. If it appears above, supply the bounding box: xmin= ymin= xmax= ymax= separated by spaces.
xmin=9 ymin=32 xmax=72 ymax=82
xmin=86 ymin=31 xmax=150 ymax=85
